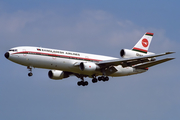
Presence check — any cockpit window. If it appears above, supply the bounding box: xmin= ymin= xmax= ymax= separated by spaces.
xmin=9 ymin=49 xmax=17 ymax=52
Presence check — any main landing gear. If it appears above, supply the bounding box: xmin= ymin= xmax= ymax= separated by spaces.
xmin=92 ymin=78 xmax=98 ymax=83
xmin=92 ymin=74 xmax=109 ymax=83
xmin=98 ymin=76 xmax=109 ymax=82
xmin=27 ymin=66 xmax=33 ymax=77
xmin=77 ymin=76 xmax=109 ymax=86
xmin=77 ymin=77 xmax=88 ymax=86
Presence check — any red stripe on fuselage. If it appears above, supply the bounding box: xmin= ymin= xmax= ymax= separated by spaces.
xmin=12 ymin=51 xmax=102 ymax=62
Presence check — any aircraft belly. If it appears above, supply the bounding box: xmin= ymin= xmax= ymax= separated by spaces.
xmin=21 ymin=55 xmax=71 ymax=70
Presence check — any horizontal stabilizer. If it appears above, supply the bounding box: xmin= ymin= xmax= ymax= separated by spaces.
xmin=133 ymin=58 xmax=175 ymax=69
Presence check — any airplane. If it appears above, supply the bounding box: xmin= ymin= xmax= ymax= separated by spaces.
xmin=4 ymin=32 xmax=175 ymax=86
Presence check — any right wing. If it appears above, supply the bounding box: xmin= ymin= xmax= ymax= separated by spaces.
xmin=133 ymin=58 xmax=175 ymax=69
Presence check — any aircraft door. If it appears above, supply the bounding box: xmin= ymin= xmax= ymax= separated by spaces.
xmin=52 ymin=51 xmax=57 ymax=60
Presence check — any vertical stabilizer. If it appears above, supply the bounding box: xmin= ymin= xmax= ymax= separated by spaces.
xmin=132 ymin=32 xmax=154 ymax=53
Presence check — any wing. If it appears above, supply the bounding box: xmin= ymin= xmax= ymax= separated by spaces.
xmin=97 ymin=52 xmax=175 ymax=68
xmin=133 ymin=58 xmax=174 ymax=69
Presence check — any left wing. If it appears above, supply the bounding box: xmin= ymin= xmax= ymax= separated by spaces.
xmin=97 ymin=52 xmax=175 ymax=68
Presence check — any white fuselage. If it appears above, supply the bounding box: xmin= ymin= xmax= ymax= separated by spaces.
xmin=6 ymin=46 xmax=147 ymax=77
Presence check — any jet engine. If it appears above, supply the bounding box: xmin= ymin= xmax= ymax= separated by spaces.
xmin=120 ymin=49 xmax=145 ymax=58
xmin=48 ymin=70 xmax=69 ymax=80
xmin=120 ymin=49 xmax=156 ymax=61
xmin=79 ymin=62 xmax=100 ymax=72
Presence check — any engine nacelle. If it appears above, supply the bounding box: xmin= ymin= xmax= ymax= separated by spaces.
xmin=120 ymin=49 xmax=145 ymax=58
xmin=48 ymin=70 xmax=69 ymax=80
xmin=79 ymin=62 xmax=99 ymax=72
xmin=120 ymin=49 xmax=156 ymax=61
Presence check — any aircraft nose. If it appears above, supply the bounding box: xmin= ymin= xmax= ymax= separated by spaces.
xmin=4 ymin=52 xmax=9 ymax=59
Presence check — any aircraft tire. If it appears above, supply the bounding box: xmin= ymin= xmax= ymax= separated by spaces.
xmin=77 ymin=81 xmax=88 ymax=86
xmin=77 ymin=81 xmax=81 ymax=86
xmin=98 ymin=76 xmax=102 ymax=81
xmin=105 ymin=76 xmax=109 ymax=81
xmin=92 ymin=78 xmax=98 ymax=83
xmin=84 ymin=81 xmax=88 ymax=86
xmin=28 ymin=72 xmax=33 ymax=77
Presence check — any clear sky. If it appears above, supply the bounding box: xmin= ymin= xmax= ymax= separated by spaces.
xmin=1 ymin=0 xmax=180 ymax=120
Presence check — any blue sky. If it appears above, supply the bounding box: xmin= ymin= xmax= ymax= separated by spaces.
xmin=1 ymin=0 xmax=180 ymax=120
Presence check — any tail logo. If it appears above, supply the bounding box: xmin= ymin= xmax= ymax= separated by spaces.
xmin=142 ymin=38 xmax=148 ymax=48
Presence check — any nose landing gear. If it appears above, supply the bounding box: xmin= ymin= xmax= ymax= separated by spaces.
xmin=28 ymin=72 xmax=33 ymax=77
xmin=27 ymin=66 xmax=33 ymax=77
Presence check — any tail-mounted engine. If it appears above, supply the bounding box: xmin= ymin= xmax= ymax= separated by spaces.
xmin=48 ymin=70 xmax=69 ymax=80
xmin=120 ymin=49 xmax=145 ymax=58
xmin=79 ymin=62 xmax=100 ymax=72
xmin=120 ymin=49 xmax=156 ymax=62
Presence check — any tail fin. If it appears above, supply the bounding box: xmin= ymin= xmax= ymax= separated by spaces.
xmin=132 ymin=32 xmax=154 ymax=54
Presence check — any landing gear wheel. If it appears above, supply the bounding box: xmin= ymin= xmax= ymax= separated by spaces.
xmin=77 ymin=81 xmax=88 ymax=86
xmin=105 ymin=76 xmax=109 ymax=81
xmin=27 ymin=66 xmax=33 ymax=77
xmin=85 ymin=81 xmax=88 ymax=86
xmin=101 ymin=76 xmax=105 ymax=82
xmin=28 ymin=72 xmax=33 ymax=77
xmin=98 ymin=76 xmax=102 ymax=81
xmin=103 ymin=76 xmax=109 ymax=82
xmin=98 ymin=76 xmax=109 ymax=82
xmin=83 ymin=81 xmax=88 ymax=86
xmin=92 ymin=78 xmax=98 ymax=83
xmin=77 ymin=81 xmax=82 ymax=86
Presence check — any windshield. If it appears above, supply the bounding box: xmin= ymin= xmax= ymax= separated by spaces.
xmin=9 ymin=49 xmax=17 ymax=52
